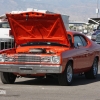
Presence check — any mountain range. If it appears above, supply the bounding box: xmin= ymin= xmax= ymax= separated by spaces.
xmin=0 ymin=0 xmax=99 ymax=22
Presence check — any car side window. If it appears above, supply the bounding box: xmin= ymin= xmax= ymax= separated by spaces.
xmin=80 ymin=36 xmax=87 ymax=46
xmin=0 ymin=22 xmax=10 ymax=28
xmin=74 ymin=35 xmax=83 ymax=47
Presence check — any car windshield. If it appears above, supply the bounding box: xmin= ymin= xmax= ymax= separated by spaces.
xmin=20 ymin=42 xmax=68 ymax=47
xmin=0 ymin=22 xmax=10 ymax=28
xmin=97 ymin=25 xmax=100 ymax=30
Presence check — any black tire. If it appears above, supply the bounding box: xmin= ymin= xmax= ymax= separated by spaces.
xmin=85 ymin=58 xmax=98 ymax=79
xmin=58 ymin=62 xmax=73 ymax=86
xmin=0 ymin=72 xmax=16 ymax=84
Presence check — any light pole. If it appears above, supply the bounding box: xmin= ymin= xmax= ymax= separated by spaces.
xmin=96 ymin=0 xmax=99 ymax=17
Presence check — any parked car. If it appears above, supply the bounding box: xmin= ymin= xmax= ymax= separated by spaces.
xmin=95 ymin=33 xmax=100 ymax=44
xmin=91 ymin=30 xmax=100 ymax=41
xmin=0 ymin=12 xmax=100 ymax=86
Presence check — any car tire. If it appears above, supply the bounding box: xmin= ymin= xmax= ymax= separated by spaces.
xmin=85 ymin=58 xmax=98 ymax=79
xmin=0 ymin=72 xmax=16 ymax=84
xmin=58 ymin=62 xmax=73 ymax=86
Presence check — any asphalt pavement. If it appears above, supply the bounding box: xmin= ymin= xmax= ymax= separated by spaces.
xmin=0 ymin=67 xmax=100 ymax=100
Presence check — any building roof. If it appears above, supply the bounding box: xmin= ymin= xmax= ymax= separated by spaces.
xmin=88 ymin=18 xmax=100 ymax=24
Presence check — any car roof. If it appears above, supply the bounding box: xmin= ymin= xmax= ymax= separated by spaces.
xmin=67 ymin=30 xmax=84 ymax=35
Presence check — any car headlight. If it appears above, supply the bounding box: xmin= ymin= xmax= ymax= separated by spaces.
xmin=52 ymin=56 xmax=60 ymax=64
xmin=0 ymin=55 xmax=5 ymax=62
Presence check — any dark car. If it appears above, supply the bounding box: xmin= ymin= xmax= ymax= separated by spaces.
xmin=91 ymin=30 xmax=100 ymax=41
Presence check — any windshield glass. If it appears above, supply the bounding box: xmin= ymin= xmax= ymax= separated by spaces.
xmin=0 ymin=22 xmax=10 ymax=28
xmin=20 ymin=42 xmax=68 ymax=47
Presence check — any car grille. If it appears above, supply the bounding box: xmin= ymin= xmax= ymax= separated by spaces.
xmin=5 ymin=54 xmax=51 ymax=63
xmin=17 ymin=55 xmax=41 ymax=62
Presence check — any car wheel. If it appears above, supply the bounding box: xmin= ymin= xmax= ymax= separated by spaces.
xmin=58 ymin=62 xmax=73 ymax=86
xmin=0 ymin=72 xmax=16 ymax=84
xmin=85 ymin=58 xmax=98 ymax=79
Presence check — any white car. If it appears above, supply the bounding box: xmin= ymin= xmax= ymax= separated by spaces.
xmin=0 ymin=21 xmax=14 ymax=50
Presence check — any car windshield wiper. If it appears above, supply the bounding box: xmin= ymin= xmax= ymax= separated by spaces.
xmin=20 ymin=42 xmax=68 ymax=47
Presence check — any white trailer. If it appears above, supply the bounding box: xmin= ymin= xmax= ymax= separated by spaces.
xmin=0 ymin=20 xmax=14 ymax=50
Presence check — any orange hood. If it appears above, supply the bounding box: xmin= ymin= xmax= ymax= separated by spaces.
xmin=6 ymin=12 xmax=70 ymax=46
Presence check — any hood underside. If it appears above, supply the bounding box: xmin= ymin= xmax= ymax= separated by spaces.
xmin=6 ymin=12 xmax=70 ymax=46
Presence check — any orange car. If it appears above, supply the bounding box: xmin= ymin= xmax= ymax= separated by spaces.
xmin=0 ymin=12 xmax=100 ymax=86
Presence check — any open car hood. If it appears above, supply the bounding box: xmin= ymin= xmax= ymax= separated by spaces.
xmin=6 ymin=12 xmax=70 ymax=46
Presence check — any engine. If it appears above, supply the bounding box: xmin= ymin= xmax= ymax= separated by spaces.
xmin=29 ymin=48 xmax=46 ymax=54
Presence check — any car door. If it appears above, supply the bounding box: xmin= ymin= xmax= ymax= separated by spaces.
xmin=80 ymin=35 xmax=89 ymax=68
xmin=74 ymin=35 xmax=89 ymax=71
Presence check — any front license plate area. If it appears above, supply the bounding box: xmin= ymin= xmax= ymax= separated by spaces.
xmin=19 ymin=67 xmax=33 ymax=74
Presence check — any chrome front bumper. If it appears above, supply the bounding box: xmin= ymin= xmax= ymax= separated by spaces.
xmin=0 ymin=64 xmax=62 ymax=74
